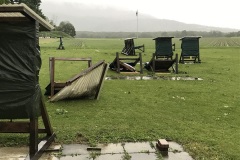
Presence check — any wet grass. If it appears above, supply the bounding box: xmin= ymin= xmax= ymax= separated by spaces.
xmin=1 ymin=37 xmax=240 ymax=160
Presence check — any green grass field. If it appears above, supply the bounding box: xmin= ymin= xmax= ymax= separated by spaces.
xmin=1 ymin=37 xmax=240 ymax=160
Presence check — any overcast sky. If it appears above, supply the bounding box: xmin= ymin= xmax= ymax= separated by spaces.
xmin=41 ymin=0 xmax=240 ymax=30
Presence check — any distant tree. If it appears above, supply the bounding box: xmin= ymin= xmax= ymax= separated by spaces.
xmin=181 ymin=30 xmax=187 ymax=37
xmin=161 ymin=32 xmax=168 ymax=37
xmin=237 ymin=31 xmax=240 ymax=37
xmin=21 ymin=0 xmax=45 ymax=18
xmin=56 ymin=21 xmax=76 ymax=37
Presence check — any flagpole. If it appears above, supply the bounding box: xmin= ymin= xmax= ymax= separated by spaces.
xmin=136 ymin=10 xmax=138 ymax=38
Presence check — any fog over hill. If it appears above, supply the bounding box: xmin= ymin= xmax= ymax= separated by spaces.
xmin=42 ymin=2 xmax=238 ymax=32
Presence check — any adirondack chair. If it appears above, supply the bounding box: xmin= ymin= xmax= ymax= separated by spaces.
xmin=121 ymin=37 xmax=145 ymax=55
xmin=109 ymin=52 xmax=143 ymax=73
xmin=179 ymin=36 xmax=201 ymax=63
xmin=153 ymin=37 xmax=175 ymax=59
xmin=45 ymin=57 xmax=108 ymax=102
xmin=0 ymin=4 xmax=55 ymax=159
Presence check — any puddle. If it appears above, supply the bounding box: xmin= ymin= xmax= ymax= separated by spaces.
xmin=105 ymin=76 xmax=203 ymax=81
xmin=97 ymin=143 xmax=124 ymax=154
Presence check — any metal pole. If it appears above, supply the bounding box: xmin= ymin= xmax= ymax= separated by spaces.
xmin=136 ymin=10 xmax=138 ymax=38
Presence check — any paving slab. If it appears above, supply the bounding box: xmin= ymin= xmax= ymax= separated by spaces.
xmin=0 ymin=146 xmax=57 ymax=160
xmin=0 ymin=147 xmax=28 ymax=160
xmin=97 ymin=143 xmax=124 ymax=154
xmin=129 ymin=153 xmax=157 ymax=160
xmin=124 ymin=142 xmax=156 ymax=153
xmin=61 ymin=144 xmax=89 ymax=155
xmin=164 ymin=152 xmax=193 ymax=160
xmin=96 ymin=153 xmax=125 ymax=160
xmin=60 ymin=154 xmax=90 ymax=160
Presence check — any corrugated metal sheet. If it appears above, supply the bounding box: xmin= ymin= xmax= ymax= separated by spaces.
xmin=50 ymin=62 xmax=108 ymax=102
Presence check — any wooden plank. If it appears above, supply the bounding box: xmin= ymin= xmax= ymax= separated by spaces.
xmin=53 ymin=57 xmax=92 ymax=61
xmin=29 ymin=117 xmax=38 ymax=158
xmin=119 ymin=61 xmax=135 ymax=72
xmin=50 ymin=57 xmax=55 ymax=97
xmin=40 ymin=96 xmax=53 ymax=135
xmin=0 ymin=122 xmax=29 ymax=133
xmin=139 ymin=53 xmax=143 ymax=74
xmin=116 ymin=52 xmax=120 ymax=73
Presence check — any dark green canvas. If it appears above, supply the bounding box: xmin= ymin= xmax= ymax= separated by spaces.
xmin=153 ymin=37 xmax=174 ymax=57
xmin=180 ymin=37 xmax=200 ymax=56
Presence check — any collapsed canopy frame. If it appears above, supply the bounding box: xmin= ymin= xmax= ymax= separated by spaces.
xmin=46 ymin=57 xmax=108 ymax=102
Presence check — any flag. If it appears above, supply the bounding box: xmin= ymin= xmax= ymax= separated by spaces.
xmin=136 ymin=10 xmax=138 ymax=16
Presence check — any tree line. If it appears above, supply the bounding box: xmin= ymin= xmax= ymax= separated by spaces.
xmin=75 ymin=30 xmax=240 ymax=38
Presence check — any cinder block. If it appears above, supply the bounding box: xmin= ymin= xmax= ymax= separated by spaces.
xmin=156 ymin=139 xmax=169 ymax=151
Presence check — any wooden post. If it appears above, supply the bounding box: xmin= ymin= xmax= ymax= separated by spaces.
xmin=139 ymin=53 xmax=143 ymax=74
xmin=152 ymin=53 xmax=156 ymax=73
xmin=175 ymin=54 xmax=178 ymax=74
xmin=50 ymin=57 xmax=55 ymax=97
xmin=29 ymin=117 xmax=38 ymax=158
xmin=116 ymin=52 xmax=120 ymax=73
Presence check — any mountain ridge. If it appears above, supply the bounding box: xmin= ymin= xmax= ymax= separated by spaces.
xmin=42 ymin=2 xmax=238 ymax=32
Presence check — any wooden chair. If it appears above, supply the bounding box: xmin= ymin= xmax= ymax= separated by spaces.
xmin=179 ymin=36 xmax=201 ymax=63
xmin=121 ymin=38 xmax=145 ymax=56
xmin=109 ymin=52 xmax=143 ymax=74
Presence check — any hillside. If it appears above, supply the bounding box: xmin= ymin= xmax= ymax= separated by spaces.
xmin=42 ymin=3 xmax=238 ymax=32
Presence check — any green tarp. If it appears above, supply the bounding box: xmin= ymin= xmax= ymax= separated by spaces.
xmin=0 ymin=21 xmax=41 ymax=119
